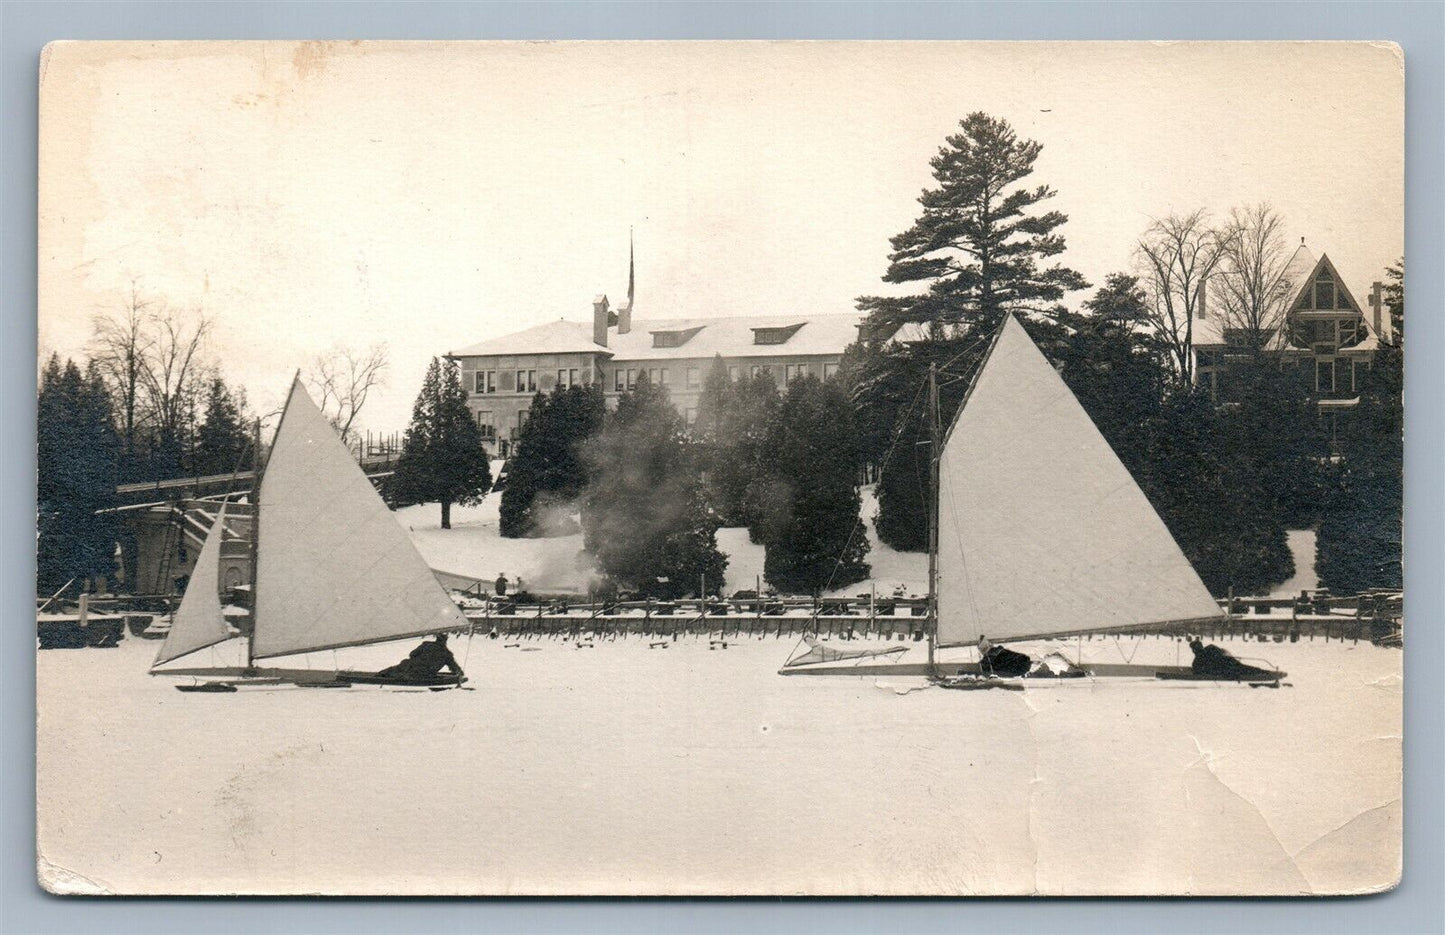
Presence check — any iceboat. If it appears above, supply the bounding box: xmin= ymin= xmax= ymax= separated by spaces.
xmin=782 ymin=314 xmax=1285 ymax=685
xmin=151 ymin=379 xmax=470 ymax=691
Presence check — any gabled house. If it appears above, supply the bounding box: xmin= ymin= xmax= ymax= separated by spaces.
xmin=1192 ymin=243 xmax=1393 ymax=436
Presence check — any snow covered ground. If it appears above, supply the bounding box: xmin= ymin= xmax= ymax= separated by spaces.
xmin=38 ymin=632 xmax=1399 ymax=896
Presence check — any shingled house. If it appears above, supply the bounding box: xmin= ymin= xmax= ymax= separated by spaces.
xmin=445 ymin=295 xmax=861 ymax=457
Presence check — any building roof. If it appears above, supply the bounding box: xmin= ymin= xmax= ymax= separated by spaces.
xmin=449 ymin=312 xmax=863 ymax=362
xmin=447 ymin=320 xmax=604 ymax=358
xmin=610 ymin=314 xmax=862 ymax=361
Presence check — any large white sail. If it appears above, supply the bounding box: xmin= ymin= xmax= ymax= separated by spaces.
xmin=935 ymin=315 xmax=1223 ymax=647
xmin=251 ymin=380 xmax=468 ymax=659
xmin=154 ymin=503 xmax=232 ymax=666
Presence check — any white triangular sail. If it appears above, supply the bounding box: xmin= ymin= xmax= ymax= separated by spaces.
xmin=154 ymin=503 xmax=232 ymax=666
xmin=251 ymin=380 xmax=467 ymax=659
xmin=935 ymin=316 xmax=1223 ymax=647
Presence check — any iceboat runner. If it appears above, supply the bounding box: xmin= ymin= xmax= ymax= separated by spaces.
xmin=150 ymin=378 xmax=470 ymax=691
xmin=781 ymin=314 xmax=1285 ymax=686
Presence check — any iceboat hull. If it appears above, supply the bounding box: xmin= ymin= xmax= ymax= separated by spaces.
xmin=780 ymin=660 xmax=1283 ymax=682
xmin=156 ymin=665 xmax=467 ymax=690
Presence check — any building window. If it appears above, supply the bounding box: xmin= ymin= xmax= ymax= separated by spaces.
xmin=728 ymin=366 xmax=739 ymax=382
xmin=626 ymin=368 xmax=636 ymax=389
xmin=1313 ymin=274 xmax=1335 ymax=311
xmin=516 ymin=370 xmax=536 ymax=394
xmin=518 ymin=410 xmax=529 ymax=431
xmin=570 ymin=368 xmax=578 ymax=387
xmin=784 ymin=363 xmax=808 ymax=382
xmin=685 ymin=407 xmax=697 ymax=425
xmin=476 ymin=410 xmax=495 ymax=438
xmin=687 ymin=367 xmax=700 ymax=388
xmin=475 ymin=370 xmax=496 ymax=394
xmin=752 ymin=324 xmax=804 ymax=345
xmin=823 ymin=362 xmax=839 ymax=380
xmin=1316 ymin=358 xmax=1335 ymax=393
xmin=615 ymin=369 xmax=625 ymax=392
xmin=659 ymin=368 xmax=670 ymax=385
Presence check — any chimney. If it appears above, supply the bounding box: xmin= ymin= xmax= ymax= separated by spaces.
xmin=1369 ymin=281 xmax=1386 ymax=340
xmin=592 ymin=294 xmax=609 ymax=347
xmin=1196 ymin=277 xmax=1208 ymax=320
xmin=618 ymin=298 xmax=632 ymax=335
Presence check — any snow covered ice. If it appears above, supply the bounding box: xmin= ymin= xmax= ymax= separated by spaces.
xmin=37 ymin=629 xmax=1400 ymax=896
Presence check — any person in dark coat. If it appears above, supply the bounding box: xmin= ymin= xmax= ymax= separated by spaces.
xmin=495 ymin=573 xmax=508 ymax=597
xmin=379 ymin=633 xmax=464 ymax=681
xmin=1188 ymin=638 xmax=1275 ymax=680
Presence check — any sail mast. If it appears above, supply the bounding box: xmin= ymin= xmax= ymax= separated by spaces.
xmin=927 ymin=361 xmax=940 ymax=677
xmin=247 ymin=416 xmax=262 ymax=669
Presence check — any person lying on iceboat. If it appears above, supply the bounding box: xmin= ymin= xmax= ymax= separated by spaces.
xmin=977 ymin=636 xmax=1032 ymax=678
xmin=1187 ymin=638 xmax=1276 ymax=681
xmin=379 ymin=633 xmax=464 ymax=681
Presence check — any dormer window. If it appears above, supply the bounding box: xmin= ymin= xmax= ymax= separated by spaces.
xmin=752 ymin=323 xmax=805 ymax=345
xmin=651 ymin=326 xmax=705 ymax=348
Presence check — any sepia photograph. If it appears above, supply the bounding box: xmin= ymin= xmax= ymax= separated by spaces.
xmin=35 ymin=39 xmax=1403 ymax=896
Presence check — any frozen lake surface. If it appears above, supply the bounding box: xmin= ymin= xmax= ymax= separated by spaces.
xmin=38 ymin=632 xmax=1399 ymax=895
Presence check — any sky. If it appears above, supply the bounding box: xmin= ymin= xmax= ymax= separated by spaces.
xmin=38 ymin=41 xmax=1404 ymax=433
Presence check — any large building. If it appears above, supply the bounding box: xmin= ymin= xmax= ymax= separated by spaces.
xmin=1191 ymin=242 xmax=1394 ymax=433
xmin=446 ymin=295 xmax=862 ymax=456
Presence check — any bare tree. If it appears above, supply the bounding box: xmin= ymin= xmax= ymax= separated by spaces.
xmin=1136 ymin=210 xmax=1231 ymax=387
xmin=137 ymin=305 xmax=212 ymax=469
xmin=1215 ymin=203 xmax=1294 ymax=355
xmin=305 ymin=343 xmax=389 ymax=447
xmin=89 ymin=283 xmax=155 ymax=470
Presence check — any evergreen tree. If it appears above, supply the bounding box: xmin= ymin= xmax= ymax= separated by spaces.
xmin=858 ymin=112 xmax=1087 ymax=334
xmin=854 ymin=112 xmax=1087 ymax=547
xmin=499 ymin=382 xmax=605 ymax=537
xmin=755 ymin=375 xmax=870 ymax=594
xmin=580 ymin=376 xmax=727 ymax=599
xmin=391 ymin=357 xmax=493 ymax=529
xmin=192 ymin=376 xmax=252 ymax=476
xmin=695 ymin=363 xmax=780 ymax=531
xmin=1316 ymin=334 xmax=1403 ymax=594
xmin=37 ymin=356 xmax=120 ymax=593
xmin=849 ymin=334 xmax=983 ymax=551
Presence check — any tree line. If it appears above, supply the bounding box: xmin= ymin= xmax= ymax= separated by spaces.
xmin=41 ymin=113 xmax=1403 ymax=603
xmin=849 ymin=111 xmax=1401 ymax=597
xmin=36 ymin=288 xmax=389 ymax=595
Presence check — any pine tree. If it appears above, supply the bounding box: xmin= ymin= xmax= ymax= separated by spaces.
xmin=858 ymin=112 xmax=1087 ymax=334
xmin=500 ymin=383 xmax=604 ymax=537
xmin=755 ymin=375 xmax=870 ymax=594
xmin=391 ymin=357 xmax=493 ymax=529
xmin=855 ymin=113 xmax=1087 ymax=547
xmin=580 ymin=376 xmax=727 ymax=599
xmin=37 ymin=356 xmax=120 ymax=594
xmin=192 ymin=376 xmax=251 ymax=477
